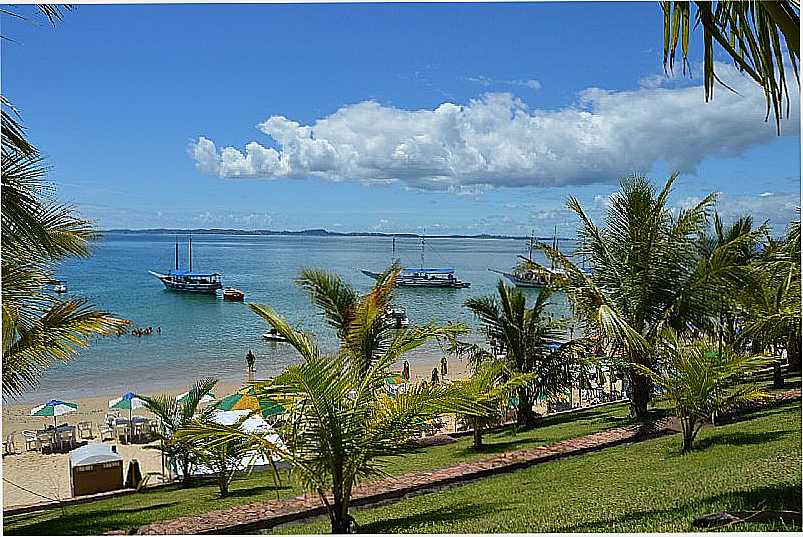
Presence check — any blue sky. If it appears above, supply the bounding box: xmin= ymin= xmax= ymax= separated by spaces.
xmin=2 ymin=2 xmax=799 ymax=235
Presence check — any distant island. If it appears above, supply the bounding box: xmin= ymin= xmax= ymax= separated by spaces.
xmin=102 ymin=228 xmax=575 ymax=242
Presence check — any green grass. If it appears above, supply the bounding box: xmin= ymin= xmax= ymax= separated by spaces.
xmin=277 ymin=402 xmax=802 ymax=533
xmin=2 ymin=401 xmax=631 ymax=535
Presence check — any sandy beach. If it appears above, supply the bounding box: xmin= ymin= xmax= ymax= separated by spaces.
xmin=1 ymin=356 xmax=469 ymax=509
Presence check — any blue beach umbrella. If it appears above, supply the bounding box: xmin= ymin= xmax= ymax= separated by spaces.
xmin=30 ymin=400 xmax=79 ymax=428
xmin=109 ymin=392 xmax=146 ymax=421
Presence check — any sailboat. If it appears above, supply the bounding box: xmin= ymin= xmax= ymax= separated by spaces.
xmin=149 ymin=237 xmax=223 ymax=293
xmin=361 ymin=235 xmax=470 ymax=288
xmin=490 ymin=228 xmax=569 ymax=288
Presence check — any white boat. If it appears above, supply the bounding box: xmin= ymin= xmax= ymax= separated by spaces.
xmin=149 ymin=237 xmax=222 ymax=294
xmin=362 ymin=236 xmax=470 ymax=288
xmin=384 ymin=305 xmax=410 ymax=328
xmin=262 ymin=329 xmax=288 ymax=342
xmin=53 ymin=280 xmax=67 ymax=293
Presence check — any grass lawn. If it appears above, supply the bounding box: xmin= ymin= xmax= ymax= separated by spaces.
xmin=3 ymin=401 xmax=632 ymax=535
xmin=277 ymin=402 xmax=802 ymax=533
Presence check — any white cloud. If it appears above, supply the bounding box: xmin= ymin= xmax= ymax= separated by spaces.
xmin=759 ymin=191 xmax=774 ymax=197
xmin=191 ymin=64 xmax=798 ymax=191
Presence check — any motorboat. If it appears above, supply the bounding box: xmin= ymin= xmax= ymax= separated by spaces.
xmin=223 ymin=288 xmax=245 ymax=301
xmin=262 ymin=328 xmax=288 ymax=343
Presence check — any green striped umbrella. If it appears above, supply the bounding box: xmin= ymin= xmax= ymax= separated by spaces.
xmin=30 ymin=400 xmax=78 ymax=428
xmin=214 ymin=386 xmax=285 ymax=418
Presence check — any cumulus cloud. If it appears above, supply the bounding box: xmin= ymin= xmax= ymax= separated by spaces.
xmin=190 ymin=64 xmax=798 ymax=190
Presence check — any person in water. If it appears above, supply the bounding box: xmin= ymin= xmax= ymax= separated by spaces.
xmin=246 ymin=350 xmax=256 ymax=372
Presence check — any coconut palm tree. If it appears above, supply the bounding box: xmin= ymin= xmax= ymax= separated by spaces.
xmin=527 ymin=173 xmax=755 ymax=418
xmin=1 ymin=107 xmax=125 ymax=400
xmin=463 ymin=282 xmax=582 ymax=426
xmin=661 ymin=1 xmax=799 ymax=133
xmin=739 ymin=219 xmax=801 ymax=373
xmin=634 ymin=329 xmax=770 ymax=452
xmin=453 ymin=360 xmax=533 ymax=449
xmin=177 ymin=266 xmax=484 ymax=533
xmin=141 ymin=377 xmax=218 ymax=484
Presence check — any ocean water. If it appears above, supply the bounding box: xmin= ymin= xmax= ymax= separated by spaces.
xmin=21 ymin=233 xmax=575 ymax=403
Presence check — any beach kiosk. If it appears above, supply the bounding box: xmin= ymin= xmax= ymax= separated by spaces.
xmin=69 ymin=444 xmax=124 ymax=497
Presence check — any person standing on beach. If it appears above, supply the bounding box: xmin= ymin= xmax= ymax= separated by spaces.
xmin=440 ymin=356 xmax=448 ymax=379
xmin=431 ymin=367 xmax=439 ymax=384
xmin=403 ymin=360 xmax=410 ymax=381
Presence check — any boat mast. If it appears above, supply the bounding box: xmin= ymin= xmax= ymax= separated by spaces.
xmin=420 ymin=232 xmax=425 ymax=268
xmin=188 ymin=235 xmax=192 ymax=272
xmin=528 ymin=229 xmax=535 ymax=262
xmin=175 ymin=237 xmax=179 ymax=271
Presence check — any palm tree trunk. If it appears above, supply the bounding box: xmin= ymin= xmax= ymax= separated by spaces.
xmin=516 ymin=387 xmax=535 ymax=426
xmin=473 ymin=422 xmax=483 ymax=449
xmin=628 ymin=365 xmax=652 ymax=419
xmin=788 ymin=333 xmax=801 ymax=373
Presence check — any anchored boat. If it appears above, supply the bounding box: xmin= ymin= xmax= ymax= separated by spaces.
xmin=223 ymin=288 xmax=245 ymax=301
xmin=361 ymin=236 xmax=470 ymax=289
xmin=149 ymin=237 xmax=222 ymax=294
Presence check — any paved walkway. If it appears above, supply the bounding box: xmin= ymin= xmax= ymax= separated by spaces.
xmin=123 ymin=388 xmax=800 ymax=535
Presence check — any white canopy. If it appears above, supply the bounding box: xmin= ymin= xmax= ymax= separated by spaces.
xmin=69 ymin=444 xmax=123 ymax=467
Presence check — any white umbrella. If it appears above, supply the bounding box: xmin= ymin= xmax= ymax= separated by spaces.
xmin=175 ymin=392 xmax=215 ymax=405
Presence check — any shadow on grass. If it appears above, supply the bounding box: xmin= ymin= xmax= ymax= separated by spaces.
xmin=558 ymin=483 xmax=801 ymax=532
xmin=223 ymin=484 xmax=293 ymax=499
xmin=694 ymin=430 xmax=790 ymax=450
xmin=356 ymin=500 xmax=506 ymax=533
xmin=4 ymin=501 xmax=181 ymax=536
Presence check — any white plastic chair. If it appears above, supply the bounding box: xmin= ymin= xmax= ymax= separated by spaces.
xmin=22 ymin=431 xmax=39 ymax=451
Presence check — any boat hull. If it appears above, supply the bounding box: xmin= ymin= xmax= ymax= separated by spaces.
xmin=149 ymin=272 xmax=222 ymax=293
xmin=362 ymin=270 xmax=470 ymax=288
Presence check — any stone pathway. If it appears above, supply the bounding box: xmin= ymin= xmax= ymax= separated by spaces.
xmin=119 ymin=388 xmax=800 ymax=535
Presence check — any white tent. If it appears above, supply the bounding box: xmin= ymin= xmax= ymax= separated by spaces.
xmin=172 ymin=410 xmax=286 ymax=479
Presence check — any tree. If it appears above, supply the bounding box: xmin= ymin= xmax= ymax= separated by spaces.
xmin=634 ymin=330 xmax=770 ymax=452
xmin=463 ymin=282 xmax=580 ymax=426
xmin=739 ymin=218 xmax=801 ymax=373
xmin=661 ymin=1 xmax=800 ymax=133
xmin=141 ymin=377 xmax=218 ymax=484
xmin=453 ymin=360 xmax=533 ymax=449
xmin=178 ymin=265 xmax=484 ymax=533
xmin=529 ymin=173 xmax=754 ymax=418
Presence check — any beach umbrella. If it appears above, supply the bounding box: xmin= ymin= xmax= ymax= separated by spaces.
xmin=383 ymin=372 xmax=408 ymax=385
xmin=214 ymin=386 xmax=285 ymax=419
xmin=108 ymin=392 xmax=146 ymax=422
xmin=30 ymin=400 xmax=78 ymax=428
xmin=175 ymin=391 xmax=215 ymax=405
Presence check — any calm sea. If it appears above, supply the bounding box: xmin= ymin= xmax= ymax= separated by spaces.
xmin=21 ymin=233 xmax=576 ymax=403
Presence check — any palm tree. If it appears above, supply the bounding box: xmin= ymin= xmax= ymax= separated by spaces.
xmin=634 ymin=329 xmax=770 ymax=452
xmin=141 ymin=377 xmax=218 ymax=484
xmin=528 ymin=173 xmax=755 ymax=418
xmin=1 ymin=106 xmax=126 ymax=400
xmin=177 ymin=265 xmax=484 ymax=533
xmin=453 ymin=360 xmax=533 ymax=449
xmin=661 ymin=1 xmax=799 ymax=133
xmin=739 ymin=219 xmax=801 ymax=373
xmin=463 ymin=282 xmax=580 ymax=426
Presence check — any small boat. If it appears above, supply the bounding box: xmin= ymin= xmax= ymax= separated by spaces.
xmin=262 ymin=328 xmax=288 ymax=342
xmin=53 ymin=280 xmax=67 ymax=293
xmin=362 ymin=236 xmax=470 ymax=289
xmin=223 ymin=288 xmax=245 ymax=301
xmin=384 ymin=305 xmax=410 ymax=329
xmin=149 ymin=237 xmax=223 ymax=294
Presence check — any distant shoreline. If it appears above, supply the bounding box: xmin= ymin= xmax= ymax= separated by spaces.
xmin=101 ymin=228 xmax=576 ymax=242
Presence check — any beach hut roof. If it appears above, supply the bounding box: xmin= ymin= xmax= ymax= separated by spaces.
xmin=69 ymin=444 xmax=123 ymax=467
